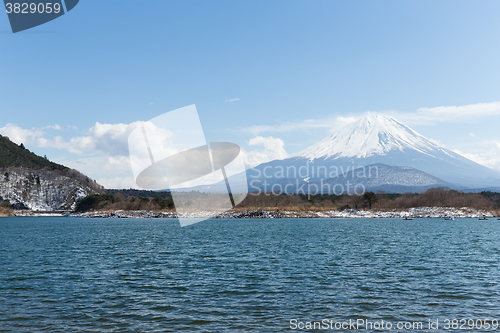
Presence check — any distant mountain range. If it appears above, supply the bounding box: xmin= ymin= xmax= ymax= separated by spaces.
xmin=310 ymin=163 xmax=451 ymax=194
xmin=184 ymin=115 xmax=500 ymax=194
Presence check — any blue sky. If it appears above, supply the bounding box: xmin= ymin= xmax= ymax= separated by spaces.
xmin=1 ymin=0 xmax=500 ymax=188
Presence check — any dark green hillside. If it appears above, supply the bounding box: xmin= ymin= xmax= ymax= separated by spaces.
xmin=0 ymin=135 xmax=66 ymax=170
xmin=106 ymin=188 xmax=172 ymax=199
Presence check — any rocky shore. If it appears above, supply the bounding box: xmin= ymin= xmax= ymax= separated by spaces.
xmin=47 ymin=206 xmax=500 ymax=219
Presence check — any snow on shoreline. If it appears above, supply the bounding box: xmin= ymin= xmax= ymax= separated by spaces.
xmin=13 ymin=206 xmax=496 ymax=219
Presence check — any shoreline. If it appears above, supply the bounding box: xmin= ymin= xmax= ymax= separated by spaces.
xmin=0 ymin=207 xmax=14 ymax=217
xmin=10 ymin=206 xmax=498 ymax=219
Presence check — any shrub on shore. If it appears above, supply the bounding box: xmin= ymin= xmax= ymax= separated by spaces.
xmin=75 ymin=193 xmax=174 ymax=212
xmin=74 ymin=188 xmax=500 ymax=214
xmin=0 ymin=207 xmax=13 ymax=217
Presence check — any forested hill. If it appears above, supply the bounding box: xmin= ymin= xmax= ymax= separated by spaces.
xmin=0 ymin=134 xmax=104 ymax=211
xmin=0 ymin=134 xmax=66 ymax=170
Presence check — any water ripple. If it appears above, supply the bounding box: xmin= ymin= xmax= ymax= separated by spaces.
xmin=1 ymin=217 xmax=500 ymax=332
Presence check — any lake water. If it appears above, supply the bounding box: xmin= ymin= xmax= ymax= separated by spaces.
xmin=1 ymin=217 xmax=500 ymax=332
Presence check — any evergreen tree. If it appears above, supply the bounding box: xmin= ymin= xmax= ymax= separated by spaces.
xmin=363 ymin=191 xmax=378 ymax=209
xmin=0 ymin=136 xmax=66 ymax=170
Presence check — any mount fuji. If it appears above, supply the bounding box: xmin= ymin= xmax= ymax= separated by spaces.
xmin=297 ymin=115 xmax=456 ymax=160
xmin=242 ymin=115 xmax=500 ymax=192
xmin=183 ymin=115 xmax=500 ymax=194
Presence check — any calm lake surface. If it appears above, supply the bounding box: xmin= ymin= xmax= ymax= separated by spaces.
xmin=1 ymin=217 xmax=500 ymax=332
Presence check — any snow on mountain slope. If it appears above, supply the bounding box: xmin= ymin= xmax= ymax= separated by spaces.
xmin=184 ymin=115 xmax=500 ymax=192
xmin=0 ymin=168 xmax=99 ymax=211
xmin=297 ymin=115 xmax=451 ymax=160
xmin=257 ymin=114 xmax=500 ymax=188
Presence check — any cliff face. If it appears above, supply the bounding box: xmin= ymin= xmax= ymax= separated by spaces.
xmin=0 ymin=168 xmax=101 ymax=211
xmin=0 ymin=134 xmax=104 ymax=211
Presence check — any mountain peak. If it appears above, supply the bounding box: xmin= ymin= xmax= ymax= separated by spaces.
xmin=296 ymin=114 xmax=445 ymax=160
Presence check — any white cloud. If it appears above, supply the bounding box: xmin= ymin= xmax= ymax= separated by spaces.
xmin=2 ymin=121 xmax=149 ymax=156
xmin=0 ymin=124 xmax=45 ymax=145
xmin=55 ymin=155 xmax=131 ymax=174
xmin=0 ymin=123 xmax=64 ymax=145
xmin=241 ymin=136 xmax=289 ymax=168
xmin=96 ymin=176 xmax=138 ymax=189
xmin=383 ymin=101 xmax=500 ymax=126
xmin=42 ymin=124 xmax=62 ymax=130
xmin=417 ymin=101 xmax=500 ymax=118
xmin=103 ymin=156 xmax=132 ymax=171
xmin=469 ymin=132 xmax=475 ymax=137
xmin=453 ymin=141 xmax=500 ymax=172
xmin=36 ymin=135 xmax=94 ymax=154
xmin=225 ymin=98 xmax=240 ymax=103
xmin=53 ymin=155 xmax=137 ymax=189
xmin=84 ymin=121 xmax=145 ymax=156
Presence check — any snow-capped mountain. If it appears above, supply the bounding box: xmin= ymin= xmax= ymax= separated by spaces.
xmin=183 ymin=115 xmax=500 ymax=194
xmin=297 ymin=115 xmax=452 ymax=160
xmin=246 ymin=115 xmax=500 ymax=189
